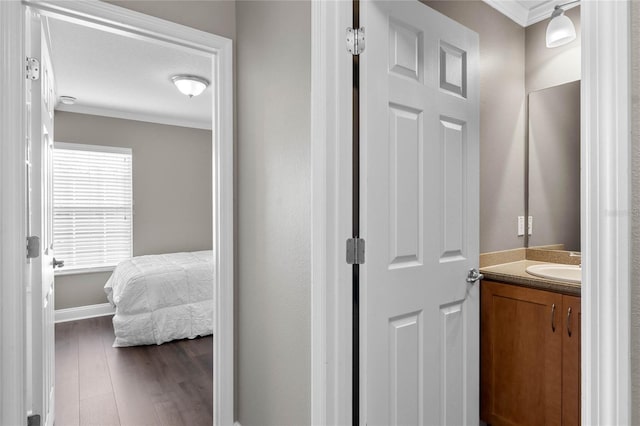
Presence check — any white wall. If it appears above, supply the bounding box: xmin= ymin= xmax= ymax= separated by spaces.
xmin=235 ymin=2 xmax=311 ymax=424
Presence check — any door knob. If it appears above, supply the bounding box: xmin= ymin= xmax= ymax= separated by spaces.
xmin=466 ymin=268 xmax=484 ymax=284
xmin=53 ymin=258 xmax=64 ymax=269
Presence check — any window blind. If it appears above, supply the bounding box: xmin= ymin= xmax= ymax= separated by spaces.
xmin=53 ymin=142 xmax=132 ymax=272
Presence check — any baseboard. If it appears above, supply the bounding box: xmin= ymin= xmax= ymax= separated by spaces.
xmin=54 ymin=302 xmax=115 ymax=323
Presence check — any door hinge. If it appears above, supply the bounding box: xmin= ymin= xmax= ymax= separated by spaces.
xmin=346 ymin=238 xmax=365 ymax=265
xmin=346 ymin=27 xmax=365 ymax=55
xmin=27 ymin=236 xmax=40 ymax=259
xmin=27 ymin=414 xmax=41 ymax=426
xmin=26 ymin=57 xmax=40 ymax=81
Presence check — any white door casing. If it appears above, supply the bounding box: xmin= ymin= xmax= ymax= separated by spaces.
xmin=0 ymin=1 xmax=27 ymax=424
xmin=18 ymin=2 xmax=235 ymax=425
xmin=360 ymin=1 xmax=479 ymax=424
xmin=26 ymin=9 xmax=56 ymax=426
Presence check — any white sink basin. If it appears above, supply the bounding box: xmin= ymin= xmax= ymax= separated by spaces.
xmin=526 ymin=263 xmax=581 ymax=284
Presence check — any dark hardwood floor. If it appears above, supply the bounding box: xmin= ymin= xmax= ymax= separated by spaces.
xmin=55 ymin=315 xmax=213 ymax=426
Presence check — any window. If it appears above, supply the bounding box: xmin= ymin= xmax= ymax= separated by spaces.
xmin=53 ymin=142 xmax=132 ymax=273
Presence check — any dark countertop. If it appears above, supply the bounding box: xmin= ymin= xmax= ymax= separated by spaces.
xmin=480 ymin=260 xmax=581 ymax=296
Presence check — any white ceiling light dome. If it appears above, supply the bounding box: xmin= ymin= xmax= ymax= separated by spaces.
xmin=59 ymin=95 xmax=77 ymax=105
xmin=171 ymin=75 xmax=209 ymax=98
xmin=546 ymin=5 xmax=577 ymax=48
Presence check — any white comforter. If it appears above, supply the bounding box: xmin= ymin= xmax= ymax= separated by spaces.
xmin=104 ymin=251 xmax=214 ymax=347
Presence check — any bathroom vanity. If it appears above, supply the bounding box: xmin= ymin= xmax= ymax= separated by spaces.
xmin=478 ymin=37 xmax=583 ymax=426
xmin=479 ymin=254 xmax=581 ymax=426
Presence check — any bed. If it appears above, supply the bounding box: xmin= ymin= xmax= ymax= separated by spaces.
xmin=104 ymin=250 xmax=214 ymax=347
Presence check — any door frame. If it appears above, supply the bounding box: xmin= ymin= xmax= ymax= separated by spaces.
xmin=310 ymin=1 xmax=633 ymax=425
xmin=310 ymin=1 xmax=353 ymax=424
xmin=0 ymin=1 xmax=234 ymax=425
xmin=0 ymin=2 xmax=28 ymax=424
xmin=581 ymin=1 xmax=631 ymax=424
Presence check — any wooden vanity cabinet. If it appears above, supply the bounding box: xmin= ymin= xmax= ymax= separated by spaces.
xmin=480 ymin=280 xmax=581 ymax=426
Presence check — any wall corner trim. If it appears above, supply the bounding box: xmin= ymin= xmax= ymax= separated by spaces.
xmin=54 ymin=303 xmax=116 ymax=323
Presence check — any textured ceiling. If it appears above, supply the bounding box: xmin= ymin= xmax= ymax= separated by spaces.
xmin=47 ymin=17 xmax=212 ymax=129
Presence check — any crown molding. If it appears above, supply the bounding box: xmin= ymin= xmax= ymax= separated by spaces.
xmin=527 ymin=1 xmax=580 ymax=26
xmin=55 ymin=103 xmax=212 ymax=130
xmin=483 ymin=0 xmax=529 ymax=26
xmin=482 ymin=0 xmax=580 ymax=27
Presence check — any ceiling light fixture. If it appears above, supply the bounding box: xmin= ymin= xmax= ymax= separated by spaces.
xmin=546 ymin=0 xmax=579 ymax=48
xmin=59 ymin=96 xmax=76 ymax=105
xmin=171 ymin=75 xmax=209 ymax=98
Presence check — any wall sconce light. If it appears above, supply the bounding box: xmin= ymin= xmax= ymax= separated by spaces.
xmin=171 ymin=75 xmax=209 ymax=98
xmin=546 ymin=1 xmax=579 ymax=48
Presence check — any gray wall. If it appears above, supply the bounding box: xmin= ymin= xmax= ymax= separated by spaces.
xmin=56 ymin=0 xmax=236 ymax=310
xmin=54 ymin=112 xmax=213 ymax=309
xmin=525 ymin=8 xmax=581 ymax=251
xmin=67 ymin=2 xmax=591 ymax=425
xmin=528 ymin=81 xmax=580 ymax=251
xmin=525 ymin=7 xmax=581 ymax=94
xmin=235 ymin=2 xmax=311 ymax=425
xmin=426 ymin=1 xmax=526 ymax=253
xmin=427 ymin=2 xmax=581 ymax=253
xmin=103 ymin=3 xmax=312 ymax=424
xmin=631 ymin=1 xmax=639 ymax=423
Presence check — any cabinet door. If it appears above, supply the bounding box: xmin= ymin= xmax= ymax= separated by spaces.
xmin=562 ymin=295 xmax=581 ymax=426
xmin=481 ymin=281 xmax=563 ymax=426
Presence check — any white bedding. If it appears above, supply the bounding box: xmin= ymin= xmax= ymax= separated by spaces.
xmin=104 ymin=250 xmax=214 ymax=347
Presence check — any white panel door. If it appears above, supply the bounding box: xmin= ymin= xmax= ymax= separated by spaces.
xmin=26 ymin=10 xmax=56 ymax=426
xmin=360 ymin=1 xmax=479 ymax=425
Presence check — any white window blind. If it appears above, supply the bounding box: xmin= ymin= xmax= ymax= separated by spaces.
xmin=53 ymin=142 xmax=132 ymax=273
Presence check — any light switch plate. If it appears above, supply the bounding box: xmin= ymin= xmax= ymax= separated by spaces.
xmin=518 ymin=216 xmax=525 ymax=236
xmin=528 ymin=216 xmax=533 ymax=235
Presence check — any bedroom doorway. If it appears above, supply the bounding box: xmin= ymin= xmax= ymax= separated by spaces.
xmin=22 ymin=2 xmax=233 ymax=425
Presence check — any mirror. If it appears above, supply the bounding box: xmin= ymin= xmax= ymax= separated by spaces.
xmin=526 ymin=80 xmax=581 ymax=252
